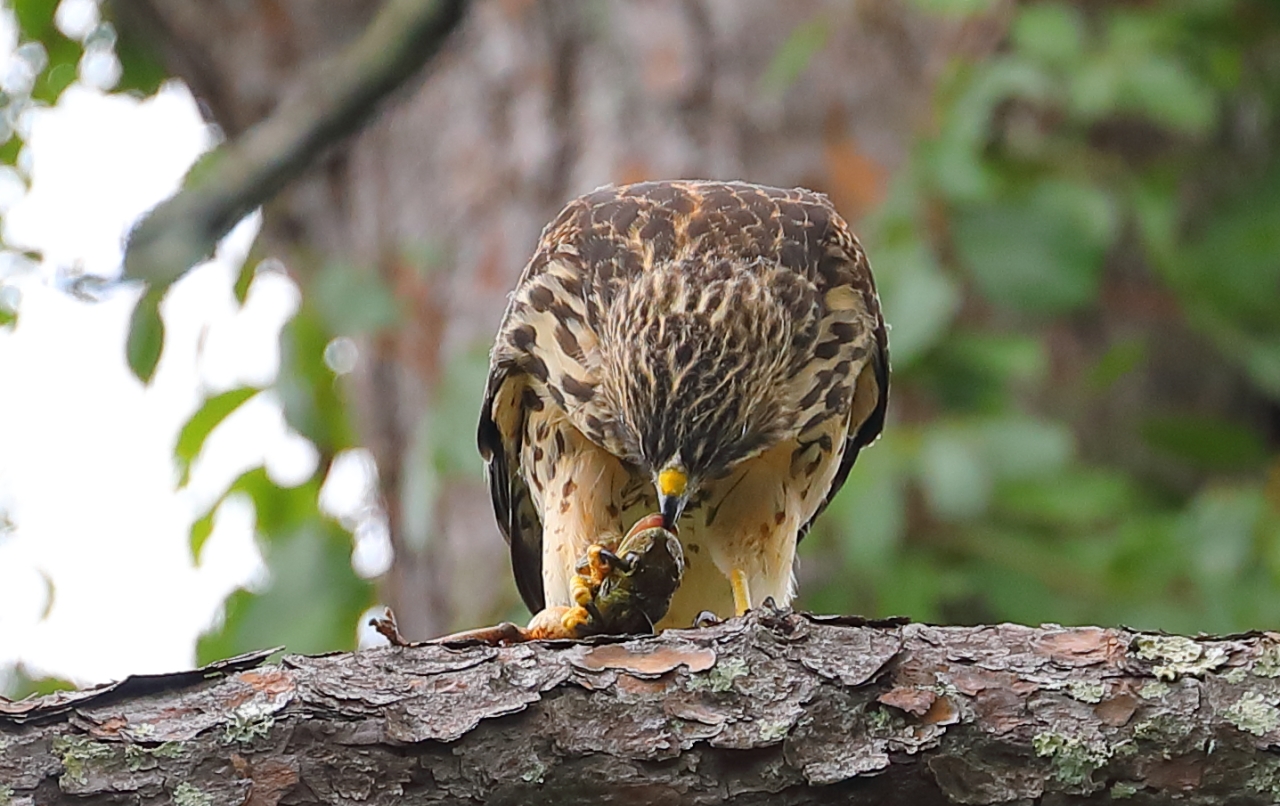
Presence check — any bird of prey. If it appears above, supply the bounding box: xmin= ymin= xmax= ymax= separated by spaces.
xmin=478 ymin=180 xmax=888 ymax=631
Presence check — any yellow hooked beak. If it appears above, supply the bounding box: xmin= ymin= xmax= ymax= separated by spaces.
xmin=657 ymin=466 xmax=688 ymax=530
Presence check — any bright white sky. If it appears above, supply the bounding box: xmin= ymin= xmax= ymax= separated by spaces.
xmin=0 ymin=8 xmax=378 ymax=687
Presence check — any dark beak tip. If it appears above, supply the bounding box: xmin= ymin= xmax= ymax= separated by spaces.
xmin=659 ymin=495 xmax=681 ymax=532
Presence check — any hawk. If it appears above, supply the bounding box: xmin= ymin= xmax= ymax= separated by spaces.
xmin=478 ymin=180 xmax=888 ymax=630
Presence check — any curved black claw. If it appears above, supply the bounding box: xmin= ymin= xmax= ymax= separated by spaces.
xmin=756 ymin=596 xmax=796 ymax=632
xmin=760 ymin=596 xmax=790 ymax=617
xmin=692 ymin=610 xmax=722 ymax=628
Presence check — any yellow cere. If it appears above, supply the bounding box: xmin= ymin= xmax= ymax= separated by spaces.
xmin=658 ymin=467 xmax=688 ymax=498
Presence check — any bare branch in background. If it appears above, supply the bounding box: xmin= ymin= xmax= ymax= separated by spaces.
xmin=118 ymin=0 xmax=467 ymax=379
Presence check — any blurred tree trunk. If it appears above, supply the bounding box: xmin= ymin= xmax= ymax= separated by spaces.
xmin=112 ymin=0 xmax=1007 ymax=639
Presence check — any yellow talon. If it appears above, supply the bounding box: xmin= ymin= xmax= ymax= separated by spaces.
xmin=560 ymin=605 xmax=591 ymax=634
xmin=730 ymin=569 xmax=752 ymax=617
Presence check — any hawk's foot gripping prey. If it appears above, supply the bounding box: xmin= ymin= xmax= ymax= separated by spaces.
xmin=567 ymin=513 xmax=685 ymax=636
xmin=479 ymin=180 xmax=888 ymax=630
xmin=432 ymin=514 xmax=684 ymax=644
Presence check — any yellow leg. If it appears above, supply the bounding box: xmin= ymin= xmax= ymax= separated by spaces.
xmin=730 ymin=569 xmax=752 ymax=616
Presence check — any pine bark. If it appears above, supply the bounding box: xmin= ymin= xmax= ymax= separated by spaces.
xmin=4 ymin=614 xmax=1280 ymax=804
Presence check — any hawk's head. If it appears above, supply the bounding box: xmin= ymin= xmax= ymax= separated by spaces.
xmin=598 ymin=257 xmax=821 ymax=528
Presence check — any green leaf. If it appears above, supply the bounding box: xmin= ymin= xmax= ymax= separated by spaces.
xmin=232 ymin=257 xmax=256 ymax=305
xmin=909 ymin=0 xmax=999 ymax=16
xmin=1013 ymin=3 xmax=1085 ymax=69
xmin=126 ymin=287 xmax=165 ymax=383
xmin=1086 ymin=337 xmax=1147 ymax=391
xmin=918 ymin=426 xmax=991 ymax=520
xmin=12 ymin=0 xmax=59 ymax=40
xmin=175 ymin=387 xmax=261 ymax=486
xmin=994 ymin=469 xmax=1138 ymax=530
xmin=0 ymin=283 xmax=16 ymax=328
xmin=953 ymin=180 xmax=1116 ymax=314
xmin=826 ymin=429 xmax=907 ymax=573
xmin=2 ymin=666 xmax=76 ymax=700
xmin=427 ymin=345 xmax=493 ymax=477
xmin=1140 ymin=415 xmax=1267 ymax=472
xmin=229 ymin=467 xmax=323 ymax=536
xmin=1177 ymin=164 xmax=1280 ymax=333
xmin=277 ymin=304 xmax=356 ymax=452
xmin=1068 ymin=57 xmax=1122 ymax=120
xmin=189 ymin=507 xmax=216 ymax=563
xmin=1119 ymin=54 xmax=1216 ymax=134
xmin=13 ymin=0 xmax=80 ymax=104
xmin=926 ymin=57 xmax=1052 ymax=201
xmin=978 ymin=416 xmax=1074 ymax=479
xmin=759 ymin=15 xmax=830 ymax=93
xmin=922 ymin=332 xmax=1048 ymax=412
xmin=111 ymin=15 xmax=168 ymax=95
xmin=872 ymin=238 xmax=961 ymax=367
xmin=311 ymin=261 xmax=400 ymax=337
xmin=197 ymin=519 xmax=373 ymax=662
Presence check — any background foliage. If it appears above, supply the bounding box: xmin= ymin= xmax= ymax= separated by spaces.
xmin=2 ymin=0 xmax=1279 ymax=692
xmin=806 ymin=0 xmax=1280 ymax=634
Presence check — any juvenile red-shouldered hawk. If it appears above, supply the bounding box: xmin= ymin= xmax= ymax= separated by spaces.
xmin=478 ymin=180 xmax=888 ymax=630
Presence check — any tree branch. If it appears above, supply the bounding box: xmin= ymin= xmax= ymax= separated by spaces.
xmin=120 ymin=0 xmax=467 ymax=292
xmin=4 ymin=612 xmax=1280 ymax=804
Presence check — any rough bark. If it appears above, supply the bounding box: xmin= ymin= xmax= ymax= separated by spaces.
xmin=4 ymin=612 xmax=1280 ymax=804
xmin=111 ymin=0 xmax=1008 ymax=638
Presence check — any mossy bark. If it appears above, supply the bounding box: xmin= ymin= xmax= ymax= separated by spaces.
xmin=4 ymin=612 xmax=1280 ymax=804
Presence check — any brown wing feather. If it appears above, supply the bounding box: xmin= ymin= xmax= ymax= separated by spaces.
xmin=799 ymin=327 xmax=889 ymax=538
xmin=477 ymin=366 xmax=545 ymax=613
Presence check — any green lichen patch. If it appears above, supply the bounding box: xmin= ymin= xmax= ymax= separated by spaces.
xmin=519 ymin=758 xmax=547 ymax=784
xmin=1132 ymin=713 xmax=1179 ymax=742
xmin=0 ymin=784 xmax=13 ymax=805
xmin=1226 ymin=691 xmax=1280 ymax=737
xmin=756 ymin=719 xmax=793 ymax=743
xmin=1132 ymin=635 xmax=1228 ymax=681
xmin=1246 ymin=756 xmax=1280 ymax=801
xmin=173 ymin=782 xmax=214 ymax=806
xmin=1253 ymin=643 xmax=1280 ymax=678
xmin=1137 ymin=680 xmax=1171 ymax=700
xmin=688 ymin=657 xmax=749 ymax=693
xmin=1066 ymin=680 xmax=1105 ymax=704
xmin=1110 ymin=738 xmax=1138 ymax=759
xmin=124 ymin=745 xmax=148 ymax=772
xmin=1222 ymin=666 xmax=1248 ymax=684
xmin=150 ymin=741 xmax=185 ymax=759
xmin=1032 ymin=731 xmax=1111 ymax=789
xmin=865 ymin=704 xmax=907 ymax=737
xmin=52 ymin=735 xmax=115 ymax=787
xmin=1110 ymin=781 xmax=1140 ymax=799
xmin=222 ymin=701 xmax=276 ymax=744
xmin=122 ymin=741 xmax=184 ymax=772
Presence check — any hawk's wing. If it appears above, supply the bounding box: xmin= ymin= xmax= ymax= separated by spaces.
xmin=799 ymin=316 xmax=889 ymax=537
xmin=478 ymin=367 xmax=546 ymax=612
xmin=795 ymin=227 xmax=890 ymax=538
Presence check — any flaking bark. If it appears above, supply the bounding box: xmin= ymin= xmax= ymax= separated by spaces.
xmin=4 ymin=612 xmax=1280 ymax=804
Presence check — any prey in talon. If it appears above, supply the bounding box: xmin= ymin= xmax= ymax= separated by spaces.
xmin=567 ymin=513 xmax=685 ymax=636
xmin=431 ymin=514 xmax=683 ymax=645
